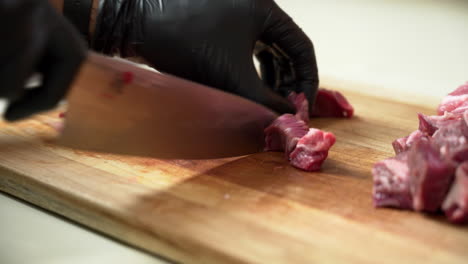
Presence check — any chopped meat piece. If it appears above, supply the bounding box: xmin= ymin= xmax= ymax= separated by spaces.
xmin=437 ymin=82 xmax=468 ymax=115
xmin=289 ymin=128 xmax=336 ymax=171
xmin=432 ymin=116 xmax=468 ymax=163
xmin=392 ymin=130 xmax=428 ymax=155
xmin=264 ymin=114 xmax=309 ymax=157
xmin=448 ymin=82 xmax=468 ymax=96
xmin=373 ymin=82 xmax=468 ymax=224
xmin=450 ymin=106 xmax=468 ymax=115
xmin=408 ymin=139 xmax=456 ymax=212
xmin=417 ymin=112 xmax=462 ymax=136
xmin=264 ymin=112 xmax=336 ymax=171
xmin=288 ymin=92 xmax=309 ymax=123
xmin=311 ymin=88 xmax=354 ymax=118
xmin=372 ymin=152 xmax=413 ymax=209
xmin=442 ymin=162 xmax=468 ymax=224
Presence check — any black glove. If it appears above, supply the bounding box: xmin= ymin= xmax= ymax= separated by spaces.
xmin=87 ymin=0 xmax=317 ymax=114
xmin=0 ymin=0 xmax=86 ymax=121
xmin=255 ymin=39 xmax=319 ymax=114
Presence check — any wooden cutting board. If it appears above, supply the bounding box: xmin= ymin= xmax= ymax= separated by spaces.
xmin=0 ymin=90 xmax=467 ymax=264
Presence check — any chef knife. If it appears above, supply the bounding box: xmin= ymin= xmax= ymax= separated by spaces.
xmin=54 ymin=52 xmax=278 ymax=159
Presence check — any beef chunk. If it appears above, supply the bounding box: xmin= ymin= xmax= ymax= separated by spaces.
xmin=373 ymin=82 xmax=468 ymax=224
xmin=417 ymin=112 xmax=462 ymax=136
xmin=265 ymin=89 xmax=341 ymax=171
xmin=289 ymin=128 xmax=336 ymax=171
xmin=442 ymin=162 xmax=468 ymax=224
xmin=264 ymin=112 xmax=336 ymax=171
xmin=372 ymin=152 xmax=413 ymax=209
xmin=408 ymin=139 xmax=456 ymax=212
xmin=392 ymin=130 xmax=428 ymax=155
xmin=264 ymin=114 xmax=309 ymax=157
xmin=311 ymin=88 xmax=354 ymax=118
xmin=432 ymin=115 xmax=468 ymax=163
xmin=288 ymin=92 xmax=309 ymax=123
xmin=289 ymin=89 xmax=354 ymax=120
xmin=437 ymin=82 xmax=468 ymax=115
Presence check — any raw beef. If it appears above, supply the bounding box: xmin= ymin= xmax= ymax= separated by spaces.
xmin=372 ymin=82 xmax=468 ymax=224
xmin=289 ymin=128 xmax=336 ymax=171
xmin=264 ymin=114 xmax=309 ymax=157
xmin=437 ymin=82 xmax=468 ymax=115
xmin=417 ymin=112 xmax=462 ymax=136
xmin=392 ymin=130 xmax=428 ymax=155
xmin=288 ymin=92 xmax=309 ymax=123
xmin=264 ymin=115 xmax=335 ymax=171
xmin=408 ymin=139 xmax=456 ymax=212
xmin=432 ymin=115 xmax=468 ymax=163
xmin=372 ymin=152 xmax=413 ymax=209
xmin=311 ymin=88 xmax=354 ymax=118
xmin=442 ymin=161 xmax=468 ymax=224
xmin=264 ymin=88 xmax=348 ymax=171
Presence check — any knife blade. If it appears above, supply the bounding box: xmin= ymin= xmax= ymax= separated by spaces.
xmin=55 ymin=52 xmax=278 ymax=159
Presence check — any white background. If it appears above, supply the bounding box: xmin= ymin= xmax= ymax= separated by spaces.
xmin=276 ymin=0 xmax=468 ymax=106
xmin=1 ymin=1 xmax=468 ymax=264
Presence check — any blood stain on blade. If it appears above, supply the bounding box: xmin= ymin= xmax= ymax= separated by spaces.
xmin=122 ymin=71 xmax=134 ymax=84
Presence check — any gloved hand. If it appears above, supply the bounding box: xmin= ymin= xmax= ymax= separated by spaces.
xmin=255 ymin=39 xmax=319 ymax=114
xmin=90 ymin=0 xmax=318 ymax=114
xmin=0 ymin=0 xmax=86 ymax=121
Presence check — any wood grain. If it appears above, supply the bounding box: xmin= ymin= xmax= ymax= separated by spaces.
xmin=0 ymin=91 xmax=467 ymax=264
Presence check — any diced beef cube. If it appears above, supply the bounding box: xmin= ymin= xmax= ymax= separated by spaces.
xmin=442 ymin=162 xmax=468 ymax=224
xmin=372 ymin=152 xmax=413 ymax=209
xmin=432 ymin=116 xmax=468 ymax=163
xmin=264 ymin=114 xmax=309 ymax=156
xmin=264 ymin=112 xmax=336 ymax=171
xmin=447 ymin=82 xmax=468 ymax=96
xmin=392 ymin=137 xmax=408 ymax=155
xmin=288 ymin=92 xmax=309 ymax=123
xmin=289 ymin=128 xmax=336 ymax=171
xmin=417 ymin=112 xmax=462 ymax=136
xmin=437 ymin=82 xmax=468 ymax=115
xmin=373 ymin=82 xmax=468 ymax=224
xmin=392 ymin=130 xmax=428 ymax=155
xmin=311 ymin=88 xmax=354 ymax=118
xmin=450 ymin=106 xmax=468 ymax=115
xmin=408 ymin=139 xmax=456 ymax=212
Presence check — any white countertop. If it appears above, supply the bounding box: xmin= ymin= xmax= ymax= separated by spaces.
xmin=1 ymin=1 xmax=467 ymax=263
xmin=0 ymin=193 xmax=167 ymax=264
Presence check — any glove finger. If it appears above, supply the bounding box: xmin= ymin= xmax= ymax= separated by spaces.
xmin=254 ymin=42 xmax=277 ymax=88
xmin=5 ymin=15 xmax=85 ymax=121
xmin=253 ymin=85 xmax=296 ymax=115
xmin=255 ymin=42 xmax=300 ymax=98
xmin=259 ymin=1 xmax=319 ymax=106
xmin=0 ymin=50 xmax=39 ymax=101
xmin=0 ymin=1 xmax=49 ymax=101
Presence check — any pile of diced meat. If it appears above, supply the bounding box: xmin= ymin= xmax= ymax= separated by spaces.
xmin=264 ymin=89 xmax=354 ymax=171
xmin=372 ymin=82 xmax=468 ymax=224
